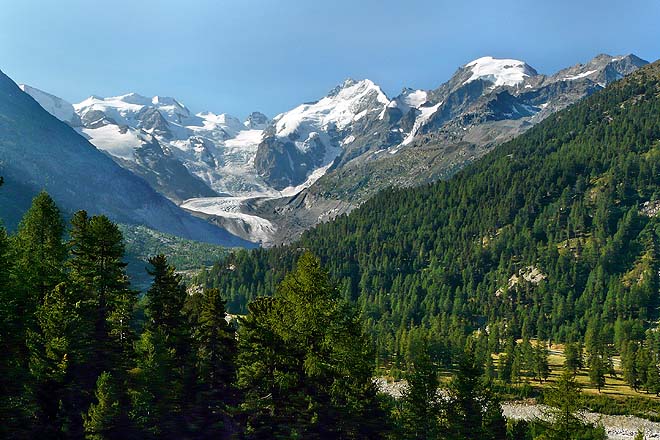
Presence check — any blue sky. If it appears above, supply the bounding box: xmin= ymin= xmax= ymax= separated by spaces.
xmin=2 ymin=0 xmax=659 ymax=118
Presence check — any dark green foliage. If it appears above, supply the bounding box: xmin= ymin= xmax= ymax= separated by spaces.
xmin=145 ymin=254 xmax=187 ymax=335
xmin=83 ymin=372 xmax=122 ymax=440
xmin=532 ymin=343 xmax=550 ymax=383
xmin=7 ymin=193 xmax=68 ymax=437
xmin=564 ymin=342 xmax=584 ymax=376
xmin=237 ymin=252 xmax=387 ymax=439
xmin=534 ymin=371 xmax=606 ymax=440
xmin=132 ymin=255 xmax=192 ymax=438
xmin=67 ymin=211 xmax=138 ymax=437
xmin=27 ymin=282 xmax=82 ymax=437
xmin=69 ymin=211 xmax=138 ymax=367
xmin=0 ymin=222 xmax=28 ymax=436
xmin=12 ymin=192 xmax=67 ymax=306
xmin=397 ymin=345 xmax=443 ymax=439
xmin=189 ymin=288 xmax=238 ymax=437
xmin=130 ymin=328 xmax=181 ymax=437
xmin=445 ymin=350 xmax=507 ymax=440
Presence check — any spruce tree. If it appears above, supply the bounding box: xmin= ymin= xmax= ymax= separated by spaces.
xmin=534 ymin=342 xmax=550 ymax=383
xmin=237 ymin=253 xmax=387 ymax=439
xmin=130 ymin=328 xmax=179 ymax=438
xmin=0 ymin=224 xmax=28 ymax=436
xmin=83 ymin=372 xmax=122 ymax=440
xmin=10 ymin=194 xmax=68 ymax=436
xmin=564 ymin=342 xmax=583 ymax=376
xmin=132 ymin=255 xmax=192 ymax=437
xmin=13 ymin=192 xmax=67 ymax=308
xmin=398 ymin=345 xmax=443 ymax=439
xmin=536 ymin=370 xmax=606 ymax=440
xmin=27 ymin=282 xmax=82 ymax=437
xmin=190 ymin=288 xmax=238 ymax=437
xmin=445 ymin=349 xmax=506 ymax=440
xmin=68 ymin=212 xmax=136 ymax=436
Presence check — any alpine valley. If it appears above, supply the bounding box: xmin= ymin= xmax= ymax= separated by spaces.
xmin=16 ymin=53 xmax=648 ymax=246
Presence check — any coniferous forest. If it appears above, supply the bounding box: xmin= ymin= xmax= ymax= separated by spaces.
xmin=1 ymin=62 xmax=660 ymax=439
xmin=0 ymin=189 xmax=610 ymax=439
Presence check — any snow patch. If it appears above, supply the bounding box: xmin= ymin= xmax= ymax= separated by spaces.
xmin=79 ymin=125 xmax=142 ymax=161
xmin=280 ymin=163 xmax=334 ymax=197
xmin=563 ymin=69 xmax=597 ymax=81
xmin=464 ymin=56 xmax=537 ymax=87
xmin=387 ymin=89 xmax=428 ymax=115
xmin=400 ymin=101 xmax=442 ymax=147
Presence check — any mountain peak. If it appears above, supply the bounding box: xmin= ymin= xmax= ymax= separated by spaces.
xmin=18 ymin=84 xmax=81 ymax=126
xmin=327 ymin=78 xmax=386 ymax=100
xmin=113 ymin=92 xmax=152 ymax=105
xmin=463 ymin=56 xmax=538 ymax=87
xmin=152 ymin=95 xmax=186 ymax=109
xmin=244 ymin=111 xmax=270 ymax=129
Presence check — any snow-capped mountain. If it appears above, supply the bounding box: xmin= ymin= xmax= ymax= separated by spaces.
xmin=0 ymin=70 xmax=251 ymax=247
xmin=19 ymin=84 xmax=81 ymax=126
xmin=244 ymin=111 xmax=270 ymax=130
xmin=254 ymin=79 xmax=390 ymax=189
xmin=255 ymin=53 xmax=648 ymax=244
xmin=70 ymin=92 xmax=274 ymax=199
xmin=19 ymin=53 xmax=649 ymax=245
xmin=462 ymin=57 xmax=538 ymax=87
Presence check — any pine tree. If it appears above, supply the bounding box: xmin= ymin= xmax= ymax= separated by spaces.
xmin=12 ymin=192 xmax=67 ymax=309
xmin=130 ymin=329 xmax=179 ymax=438
xmin=0 ymin=223 xmax=29 ymax=436
xmin=190 ymin=288 xmax=238 ymax=437
xmin=83 ymin=372 xmax=122 ymax=440
xmin=27 ymin=282 xmax=82 ymax=437
xmin=131 ymin=255 xmax=192 ymax=437
xmin=534 ymin=342 xmax=550 ymax=383
xmin=237 ymin=253 xmax=387 ymax=439
xmin=68 ymin=212 xmax=136 ymax=373
xmin=622 ymin=345 xmax=641 ymax=391
xmin=536 ymin=370 xmax=606 ymax=439
xmin=588 ymin=354 xmax=607 ymax=393
xmin=236 ymin=297 xmax=297 ymax=439
xmin=68 ymin=212 xmax=137 ymax=436
xmin=445 ymin=349 xmax=506 ymax=440
xmin=564 ymin=342 xmax=583 ymax=376
xmin=146 ymin=255 xmax=188 ymax=335
xmin=398 ymin=344 xmax=443 ymax=440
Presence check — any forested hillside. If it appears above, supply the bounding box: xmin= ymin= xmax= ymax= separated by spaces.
xmin=199 ymin=61 xmax=660 ymax=373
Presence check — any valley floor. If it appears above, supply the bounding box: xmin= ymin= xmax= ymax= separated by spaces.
xmin=502 ymin=403 xmax=660 ymax=440
xmin=376 ymin=379 xmax=660 ymax=439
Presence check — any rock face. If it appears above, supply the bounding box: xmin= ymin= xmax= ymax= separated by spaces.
xmin=244 ymin=111 xmax=269 ymax=130
xmin=19 ymin=54 xmax=649 ymax=245
xmin=0 ymin=69 xmax=252 ymax=247
xmin=254 ymin=79 xmax=390 ymax=189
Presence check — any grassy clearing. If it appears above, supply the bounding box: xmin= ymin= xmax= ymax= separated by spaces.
xmin=496 ymin=342 xmax=660 ymax=421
